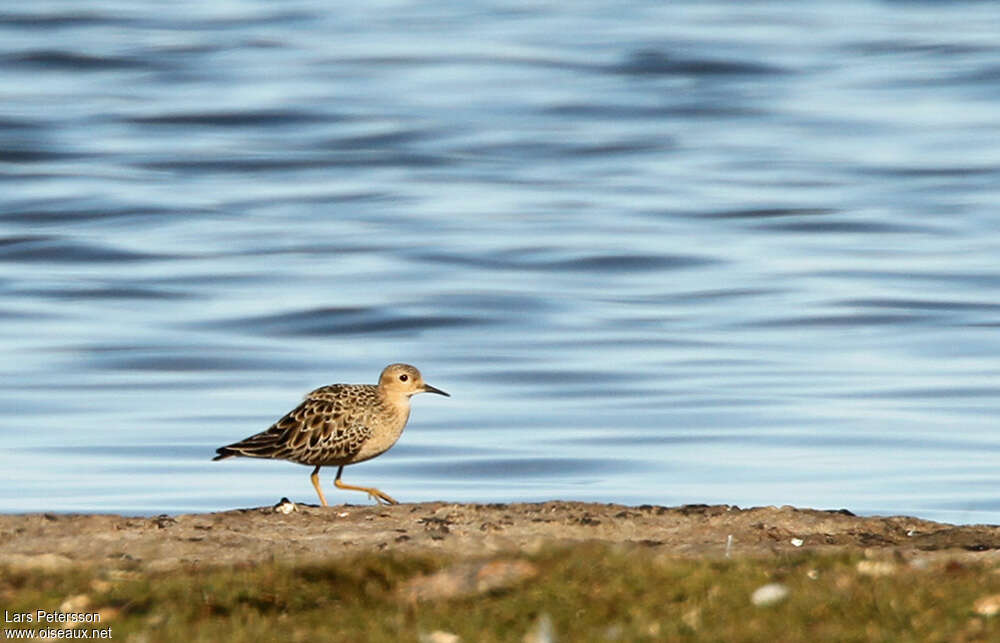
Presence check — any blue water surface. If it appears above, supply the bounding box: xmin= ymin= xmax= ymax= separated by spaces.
xmin=2 ymin=1 xmax=1000 ymax=523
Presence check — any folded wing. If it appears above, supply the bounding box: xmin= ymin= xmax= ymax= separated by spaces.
xmin=213 ymin=391 xmax=372 ymax=465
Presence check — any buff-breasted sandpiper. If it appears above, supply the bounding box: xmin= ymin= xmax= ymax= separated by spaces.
xmin=213 ymin=363 xmax=449 ymax=506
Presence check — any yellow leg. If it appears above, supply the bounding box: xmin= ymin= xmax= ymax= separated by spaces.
xmin=310 ymin=466 xmax=329 ymax=507
xmin=334 ymin=466 xmax=398 ymax=505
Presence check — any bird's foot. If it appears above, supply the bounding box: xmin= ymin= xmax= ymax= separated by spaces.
xmin=367 ymin=488 xmax=399 ymax=505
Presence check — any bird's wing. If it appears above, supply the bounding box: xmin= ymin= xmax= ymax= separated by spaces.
xmin=214 ymin=392 xmax=372 ymax=464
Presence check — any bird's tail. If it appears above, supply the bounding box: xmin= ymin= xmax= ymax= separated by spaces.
xmin=212 ymin=447 xmax=237 ymax=461
xmin=213 ymin=432 xmax=289 ymax=461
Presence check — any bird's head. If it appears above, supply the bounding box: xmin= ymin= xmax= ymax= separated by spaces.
xmin=378 ymin=363 xmax=449 ymax=398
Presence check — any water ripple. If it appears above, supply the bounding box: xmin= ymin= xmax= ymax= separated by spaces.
xmin=0 ymin=236 xmax=169 ymax=263
xmin=385 ymin=457 xmax=649 ymax=478
xmin=612 ymin=49 xmax=787 ymax=76
xmin=418 ymin=250 xmax=717 ymax=272
xmin=198 ymin=306 xmax=489 ymax=337
xmin=128 ymin=109 xmax=334 ymax=128
xmin=5 ymin=49 xmax=159 ymax=71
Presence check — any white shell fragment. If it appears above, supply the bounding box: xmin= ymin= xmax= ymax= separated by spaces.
xmin=751 ymin=583 xmax=789 ymax=607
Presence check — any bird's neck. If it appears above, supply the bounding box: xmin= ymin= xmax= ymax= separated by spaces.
xmin=379 ymin=390 xmax=412 ymax=416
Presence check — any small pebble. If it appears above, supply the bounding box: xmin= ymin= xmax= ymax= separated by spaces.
xmin=974 ymin=594 xmax=1000 ymax=617
xmin=681 ymin=607 xmax=701 ymax=630
xmin=856 ymin=560 xmax=896 ymax=577
xmin=59 ymin=594 xmax=91 ymax=613
xmin=523 ymin=613 xmax=554 ymax=643
xmin=273 ymin=497 xmax=296 ymax=514
xmin=419 ymin=631 xmax=462 ymax=643
xmin=751 ymin=583 xmax=789 ymax=607
xmin=790 ymin=538 xmax=803 ymax=547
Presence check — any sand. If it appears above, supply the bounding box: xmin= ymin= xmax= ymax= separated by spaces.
xmin=3 ymin=501 xmax=999 ymax=572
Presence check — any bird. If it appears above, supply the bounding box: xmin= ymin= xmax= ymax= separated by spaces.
xmin=213 ymin=363 xmax=448 ymax=506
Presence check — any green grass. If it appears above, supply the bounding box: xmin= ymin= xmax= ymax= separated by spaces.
xmin=3 ymin=545 xmax=1000 ymax=642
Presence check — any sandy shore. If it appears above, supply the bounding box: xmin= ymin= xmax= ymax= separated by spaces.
xmin=3 ymin=501 xmax=999 ymax=572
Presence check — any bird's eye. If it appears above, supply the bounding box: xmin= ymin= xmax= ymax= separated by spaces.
xmin=399 ymin=374 xmax=408 ymax=382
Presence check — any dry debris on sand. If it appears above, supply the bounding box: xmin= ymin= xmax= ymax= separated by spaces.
xmin=2 ymin=501 xmax=999 ymax=571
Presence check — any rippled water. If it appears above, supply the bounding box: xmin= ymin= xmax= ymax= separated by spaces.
xmin=2 ymin=1 xmax=1000 ymax=523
